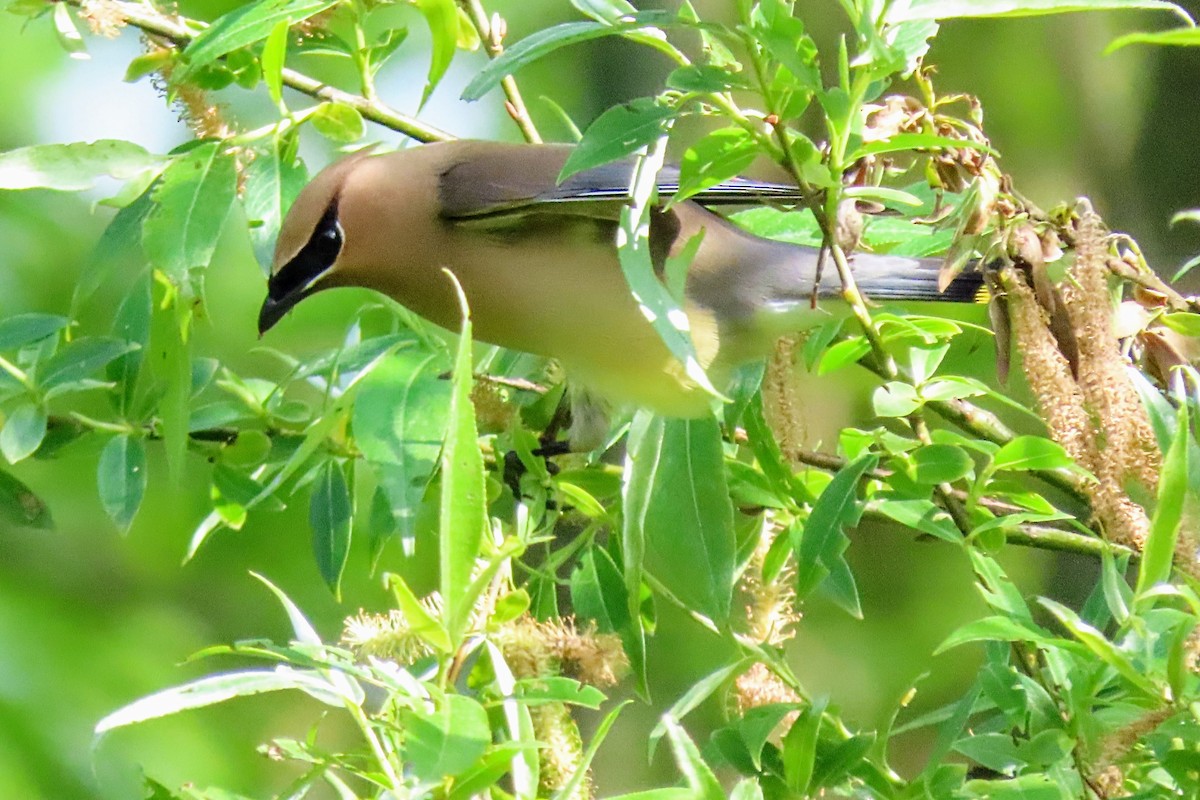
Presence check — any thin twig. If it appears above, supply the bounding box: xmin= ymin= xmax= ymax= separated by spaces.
xmin=457 ymin=0 xmax=542 ymax=143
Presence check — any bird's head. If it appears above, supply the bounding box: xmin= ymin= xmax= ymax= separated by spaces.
xmin=257 ymin=147 xmax=378 ymax=335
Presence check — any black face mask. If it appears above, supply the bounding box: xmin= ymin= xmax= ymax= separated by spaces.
xmin=258 ymin=204 xmax=343 ymax=334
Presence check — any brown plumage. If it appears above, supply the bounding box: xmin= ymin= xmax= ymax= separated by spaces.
xmin=261 ymin=140 xmax=982 ymax=422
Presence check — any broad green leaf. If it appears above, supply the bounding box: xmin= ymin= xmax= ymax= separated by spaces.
xmin=782 ymin=699 xmax=826 ymax=793
xmin=672 ymin=127 xmax=759 ymax=205
xmin=560 ymin=98 xmax=678 ymax=180
xmin=1110 ymin=26 xmax=1200 ymax=51
xmin=571 ymin=546 xmax=632 ymax=633
xmin=952 ymin=733 xmax=1024 ymax=774
xmin=107 ymin=275 xmax=152 ymax=416
xmin=623 ymin=414 xmax=735 ymax=624
xmin=400 ymin=694 xmax=491 ymax=781
xmin=460 ymin=13 xmax=675 ymax=101
xmin=310 ymin=102 xmax=365 ymax=143
xmin=97 ymin=434 xmax=147 ymax=534
xmin=740 ymin=703 xmax=804 ymax=771
xmin=71 ymin=186 xmax=155 ymax=316
xmin=413 ymin=0 xmax=459 ymax=105
xmin=873 ymin=497 xmax=961 ymax=542
xmin=990 ymin=435 xmax=1075 ymax=472
xmin=38 ymin=337 xmax=137 ymax=392
xmin=310 ymin=459 xmax=352 ymax=599
xmin=0 ymin=140 xmax=160 ymax=191
xmin=908 ymin=444 xmax=973 ymax=484
xmin=1039 ymin=597 xmax=1159 ymax=696
xmin=353 ymin=349 xmax=450 ymax=551
xmin=1159 ymin=312 xmax=1200 ymax=338
xmin=850 ymin=132 xmax=997 ymax=161
xmin=886 ymin=0 xmax=1189 ymax=23
xmin=261 ymin=20 xmax=289 ymax=107
xmin=142 ymin=143 xmax=238 ymax=281
xmin=934 ymin=615 xmax=1067 ymax=654
xmin=0 ymin=468 xmax=52 ymax=529
xmin=0 ymin=313 xmax=69 ymax=351
xmin=873 ymin=381 xmax=922 ymax=417
xmin=182 ymin=0 xmax=342 ymax=73
xmin=1137 ymin=404 xmax=1191 ymax=595
xmin=961 ymin=774 xmax=1063 ymax=800
xmin=795 ymin=455 xmax=877 ymax=616
xmin=0 ymin=403 xmax=47 ymax=464
xmin=663 ymin=717 xmax=723 ymax=800
xmin=242 ymin=140 xmax=308 ymax=262
xmin=384 ymin=572 xmax=452 ymax=652
xmin=95 ymin=668 xmax=346 ymax=735
xmin=439 ymin=274 xmax=485 ymax=647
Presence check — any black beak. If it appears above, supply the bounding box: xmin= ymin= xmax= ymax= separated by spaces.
xmin=257 ymin=279 xmax=312 ymax=335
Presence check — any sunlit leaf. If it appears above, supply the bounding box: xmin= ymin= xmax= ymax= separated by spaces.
xmin=1135 ymin=404 xmax=1191 ymax=596
xmin=142 ymin=142 xmax=238 ymax=282
xmin=0 ymin=140 xmax=160 ymax=191
xmin=886 ymin=0 xmax=1189 ymax=23
xmin=400 ymin=694 xmax=491 ymax=781
xmin=0 ymin=403 xmax=47 ymax=464
xmin=310 ymin=102 xmax=365 ymax=143
xmin=183 ymin=0 xmax=342 ymax=73
xmin=560 ymin=98 xmax=678 ymax=181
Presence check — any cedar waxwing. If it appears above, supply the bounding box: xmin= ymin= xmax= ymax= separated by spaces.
xmin=259 ymin=140 xmax=983 ymax=434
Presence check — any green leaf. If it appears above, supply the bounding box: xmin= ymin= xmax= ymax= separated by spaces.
xmin=795 ymin=455 xmax=876 ymax=616
xmin=95 ymin=668 xmax=347 ymax=735
xmin=571 ymin=0 xmax=637 ymax=23
xmin=934 ymin=615 xmax=1066 ymax=655
xmin=1110 ymin=25 xmax=1200 ymax=51
xmin=990 ymin=435 xmax=1075 ymax=473
xmin=0 ymin=313 xmax=69 ymax=351
xmin=413 ymin=0 xmax=459 ymax=105
xmin=0 ymin=140 xmax=160 ymax=191
xmin=647 ymin=660 xmax=747 ymax=760
xmin=310 ymin=102 xmax=365 ymax=143
xmin=615 ymin=140 xmax=727 ymax=402
xmin=310 ymin=459 xmax=352 ymax=599
xmin=850 ymin=132 xmax=997 ymax=161
xmin=353 ymin=349 xmax=450 ymax=551
xmin=243 ymin=142 xmax=308 ymax=264
xmin=663 ymin=717 xmax=723 ymax=800
xmin=0 ymin=468 xmax=53 ymax=529
xmin=0 ymin=403 xmax=46 ymax=464
xmin=439 ymin=274 xmax=485 ymax=648
xmin=400 ymin=694 xmax=491 ymax=781
xmin=107 ymin=276 xmax=152 ymax=416
xmin=873 ymin=497 xmax=962 ymax=543
xmin=183 ymin=0 xmax=342 ymax=73
xmin=385 ymin=572 xmax=452 ymax=652
xmin=461 ymin=13 xmax=675 ymax=101
xmin=560 ymin=98 xmax=678 ymax=181
xmin=623 ymin=414 xmax=735 ymax=624
xmin=886 ymin=0 xmax=1190 ymax=23
xmin=571 ymin=546 xmax=632 ymax=633
xmin=782 ymin=699 xmax=825 ymax=793
xmin=961 ymin=774 xmax=1063 ymax=800
xmin=261 ymin=19 xmax=289 ymax=107
xmin=142 ymin=143 xmax=238 ymax=281
xmin=873 ymin=381 xmax=922 ymax=417
xmin=672 ymin=127 xmax=760 ymax=205
xmin=38 ymin=337 xmax=137 ymax=392
xmin=908 ymin=444 xmax=973 ymax=484
xmin=1137 ymin=404 xmax=1191 ymax=595
xmin=1159 ymin=312 xmax=1200 ymax=338
xmin=97 ymin=434 xmax=147 ymax=534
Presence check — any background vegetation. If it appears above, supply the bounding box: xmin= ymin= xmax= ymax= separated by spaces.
xmin=1 ymin=0 xmax=1200 ymax=798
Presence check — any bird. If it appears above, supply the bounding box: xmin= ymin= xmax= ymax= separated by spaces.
xmin=259 ymin=140 xmax=984 ymax=446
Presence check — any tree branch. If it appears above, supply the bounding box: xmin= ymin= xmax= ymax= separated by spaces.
xmin=69 ymin=0 xmax=452 ymax=143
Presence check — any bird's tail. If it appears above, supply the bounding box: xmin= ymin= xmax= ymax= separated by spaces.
xmin=844 ymin=253 xmax=988 ymax=304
